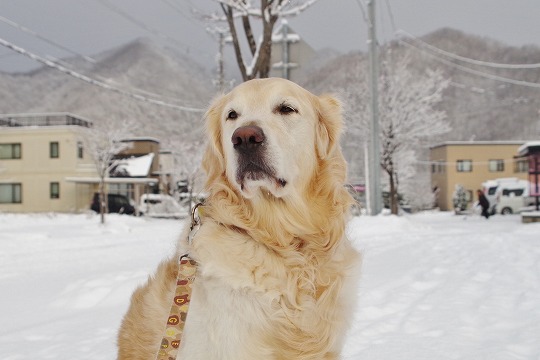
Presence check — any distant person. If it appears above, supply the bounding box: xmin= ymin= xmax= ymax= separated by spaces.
xmin=477 ymin=189 xmax=490 ymax=219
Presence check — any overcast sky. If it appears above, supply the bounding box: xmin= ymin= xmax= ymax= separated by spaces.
xmin=0 ymin=0 xmax=539 ymax=73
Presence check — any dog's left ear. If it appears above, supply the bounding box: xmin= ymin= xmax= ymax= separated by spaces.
xmin=316 ymin=94 xmax=343 ymax=160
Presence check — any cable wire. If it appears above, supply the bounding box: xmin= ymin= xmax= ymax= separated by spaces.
xmin=383 ymin=0 xmax=397 ymax=34
xmin=160 ymin=0 xmax=199 ymax=26
xmin=398 ymin=29 xmax=540 ymax=69
xmin=0 ymin=36 xmax=204 ymax=112
xmin=0 ymin=14 xmax=96 ymax=64
xmin=96 ymin=0 xmax=213 ymax=59
xmin=400 ymin=40 xmax=540 ymax=89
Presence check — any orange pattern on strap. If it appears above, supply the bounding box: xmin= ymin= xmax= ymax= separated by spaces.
xmin=156 ymin=255 xmax=197 ymax=360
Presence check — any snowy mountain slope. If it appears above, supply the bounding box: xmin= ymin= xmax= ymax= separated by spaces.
xmin=302 ymin=28 xmax=540 ymax=143
xmin=0 ymin=38 xmax=215 ymax=145
xmin=2 ymin=28 xmax=538 ymax=145
xmin=0 ymin=212 xmax=539 ymax=359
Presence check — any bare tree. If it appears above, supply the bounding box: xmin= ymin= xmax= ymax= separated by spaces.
xmin=378 ymin=56 xmax=450 ymax=214
xmin=338 ymin=54 xmax=450 ymax=214
xmin=164 ymin=132 xmax=206 ymax=209
xmin=208 ymin=0 xmax=319 ymax=81
xmin=80 ymin=119 xmax=135 ymax=224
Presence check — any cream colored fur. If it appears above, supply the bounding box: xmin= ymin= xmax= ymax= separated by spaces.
xmin=117 ymin=78 xmax=361 ymax=360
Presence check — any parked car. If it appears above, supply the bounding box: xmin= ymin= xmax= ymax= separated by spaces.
xmin=482 ymin=178 xmax=529 ymax=215
xmin=90 ymin=193 xmax=136 ymax=215
xmin=139 ymin=194 xmax=188 ymax=219
xmin=495 ymin=188 xmax=535 ymax=215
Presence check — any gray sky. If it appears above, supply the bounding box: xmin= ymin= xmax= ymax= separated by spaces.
xmin=0 ymin=0 xmax=539 ymax=73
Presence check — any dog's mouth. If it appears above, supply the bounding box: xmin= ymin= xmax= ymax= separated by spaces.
xmin=235 ymin=156 xmax=287 ymax=195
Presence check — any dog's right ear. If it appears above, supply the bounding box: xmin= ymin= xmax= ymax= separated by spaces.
xmin=202 ymin=95 xmax=227 ymax=184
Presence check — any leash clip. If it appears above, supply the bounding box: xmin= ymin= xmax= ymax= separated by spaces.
xmin=187 ymin=203 xmax=202 ymax=245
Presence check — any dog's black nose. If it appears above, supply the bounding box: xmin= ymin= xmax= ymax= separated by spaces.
xmin=232 ymin=126 xmax=265 ymax=151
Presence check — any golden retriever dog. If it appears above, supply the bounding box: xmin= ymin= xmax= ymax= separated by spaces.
xmin=117 ymin=78 xmax=360 ymax=360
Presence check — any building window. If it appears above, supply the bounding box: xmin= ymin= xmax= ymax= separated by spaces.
xmin=489 ymin=159 xmax=504 ymax=172
xmin=0 ymin=143 xmax=21 ymax=159
xmin=50 ymin=182 xmax=60 ymax=199
xmin=0 ymin=183 xmax=22 ymax=203
xmin=438 ymin=162 xmax=445 ymax=173
xmin=432 ymin=161 xmax=445 ymax=173
xmin=466 ymin=190 xmax=473 ymax=202
xmin=456 ymin=160 xmax=472 ymax=172
xmin=50 ymin=142 xmax=59 ymax=158
xmin=77 ymin=141 xmax=84 ymax=159
xmin=514 ymin=160 xmax=528 ymax=173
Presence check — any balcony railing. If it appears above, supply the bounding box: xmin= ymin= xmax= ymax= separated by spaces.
xmin=0 ymin=113 xmax=92 ymax=128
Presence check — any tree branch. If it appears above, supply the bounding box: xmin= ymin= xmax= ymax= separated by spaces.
xmin=221 ymin=3 xmax=248 ymax=80
xmin=242 ymin=15 xmax=257 ymax=56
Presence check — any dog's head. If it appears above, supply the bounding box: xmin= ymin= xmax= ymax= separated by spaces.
xmin=203 ymin=78 xmax=346 ymax=202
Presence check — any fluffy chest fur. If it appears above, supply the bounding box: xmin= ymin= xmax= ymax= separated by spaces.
xmin=177 ymin=221 xmax=359 ymax=360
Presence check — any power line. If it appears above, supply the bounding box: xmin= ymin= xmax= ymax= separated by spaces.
xmin=398 ymin=29 xmax=540 ymax=69
xmin=400 ymin=40 xmax=540 ymax=89
xmin=0 ymin=14 xmax=96 ymax=64
xmin=160 ymin=0 xmax=199 ymax=26
xmin=383 ymin=0 xmax=397 ymax=34
xmin=0 ymin=11 xmax=203 ymax=107
xmin=0 ymin=36 xmax=204 ymax=113
xmin=418 ymin=158 xmax=527 ymax=166
xmin=96 ymin=0 xmax=213 ymax=59
xmin=353 ymin=0 xmax=369 ymax=25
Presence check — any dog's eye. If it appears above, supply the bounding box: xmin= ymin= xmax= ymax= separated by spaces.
xmin=277 ymin=104 xmax=298 ymax=115
xmin=227 ymin=110 xmax=238 ymax=120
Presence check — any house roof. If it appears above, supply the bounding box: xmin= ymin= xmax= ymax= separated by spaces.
xmin=65 ymin=177 xmax=157 ymax=184
xmin=121 ymin=137 xmax=160 ymax=144
xmin=518 ymin=141 xmax=540 ymax=156
xmin=0 ymin=112 xmax=93 ymax=128
xmin=113 ymin=153 xmax=155 ymax=177
xmin=430 ymin=141 xmax=527 ymax=150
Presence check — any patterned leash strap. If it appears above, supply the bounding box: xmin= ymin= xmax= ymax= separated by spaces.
xmin=156 ymin=203 xmax=202 ymax=360
xmin=156 ymin=254 xmax=197 ymax=360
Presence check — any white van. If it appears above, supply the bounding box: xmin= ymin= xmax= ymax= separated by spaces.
xmin=482 ymin=178 xmax=529 ymax=215
xmin=139 ymin=194 xmax=189 ymax=219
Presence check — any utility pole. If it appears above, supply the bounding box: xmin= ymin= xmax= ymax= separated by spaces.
xmin=207 ymin=27 xmax=228 ymax=92
xmin=217 ymin=31 xmax=225 ymax=92
xmin=272 ymin=20 xmax=298 ymax=80
xmin=281 ymin=20 xmax=290 ymax=79
xmin=367 ymin=0 xmax=382 ymax=215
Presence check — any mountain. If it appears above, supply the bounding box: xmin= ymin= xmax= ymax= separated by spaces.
xmin=2 ymin=28 xmax=539 ymax=180
xmin=0 ymin=38 xmax=216 ymax=146
xmin=301 ymin=27 xmax=540 ymax=142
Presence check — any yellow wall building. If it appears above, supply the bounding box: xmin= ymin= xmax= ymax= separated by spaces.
xmin=1 ymin=114 xmax=174 ymax=214
xmin=0 ymin=113 xmax=98 ymax=213
xmin=430 ymin=141 xmax=529 ymax=211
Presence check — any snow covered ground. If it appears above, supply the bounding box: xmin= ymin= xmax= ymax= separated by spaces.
xmin=0 ymin=211 xmax=539 ymax=360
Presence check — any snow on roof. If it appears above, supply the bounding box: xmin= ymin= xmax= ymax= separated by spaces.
xmin=430 ymin=140 xmax=527 ymax=149
xmin=518 ymin=141 xmax=540 ymax=155
xmin=272 ymin=19 xmax=301 ymax=43
xmin=271 ymin=33 xmax=301 ymax=42
xmin=65 ymin=177 xmax=157 ymax=184
xmin=115 ymin=153 xmax=154 ymax=177
xmin=121 ymin=137 xmax=160 ymax=144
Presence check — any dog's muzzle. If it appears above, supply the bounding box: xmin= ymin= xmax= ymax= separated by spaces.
xmin=231 ymin=126 xmax=287 ymax=190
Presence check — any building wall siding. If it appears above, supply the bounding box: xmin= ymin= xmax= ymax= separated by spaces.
xmin=0 ymin=126 xmax=98 ymax=213
xmin=430 ymin=142 xmax=528 ymax=211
